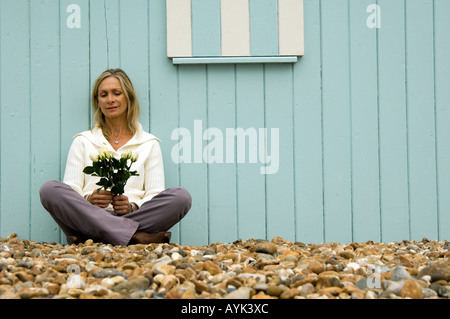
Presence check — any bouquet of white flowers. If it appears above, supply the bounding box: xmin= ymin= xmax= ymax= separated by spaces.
xmin=83 ymin=147 xmax=139 ymax=195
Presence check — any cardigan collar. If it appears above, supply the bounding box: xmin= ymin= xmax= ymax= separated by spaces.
xmin=75 ymin=123 xmax=160 ymax=148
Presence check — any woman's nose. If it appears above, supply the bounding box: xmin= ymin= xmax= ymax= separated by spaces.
xmin=106 ymin=94 xmax=115 ymax=103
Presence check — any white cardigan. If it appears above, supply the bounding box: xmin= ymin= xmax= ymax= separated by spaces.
xmin=63 ymin=124 xmax=165 ymax=209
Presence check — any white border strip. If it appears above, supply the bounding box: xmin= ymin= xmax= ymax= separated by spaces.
xmin=221 ymin=0 xmax=250 ymax=57
xmin=166 ymin=0 xmax=192 ymax=57
xmin=278 ymin=0 xmax=304 ymax=56
xmin=172 ymin=56 xmax=298 ymax=64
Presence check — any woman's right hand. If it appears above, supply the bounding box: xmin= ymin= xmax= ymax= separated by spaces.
xmin=86 ymin=190 xmax=113 ymax=208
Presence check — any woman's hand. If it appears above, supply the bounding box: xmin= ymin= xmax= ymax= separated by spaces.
xmin=112 ymin=194 xmax=132 ymax=215
xmin=87 ymin=190 xmax=113 ymax=208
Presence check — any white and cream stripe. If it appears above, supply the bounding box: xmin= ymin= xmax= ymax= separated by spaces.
xmin=166 ymin=0 xmax=304 ymax=58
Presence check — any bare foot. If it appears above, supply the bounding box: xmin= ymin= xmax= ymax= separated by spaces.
xmin=67 ymin=235 xmax=89 ymax=245
xmin=129 ymin=231 xmax=171 ymax=244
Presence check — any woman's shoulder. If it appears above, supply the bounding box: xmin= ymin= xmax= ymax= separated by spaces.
xmin=133 ymin=124 xmax=161 ymax=144
xmin=73 ymin=126 xmax=105 ymax=146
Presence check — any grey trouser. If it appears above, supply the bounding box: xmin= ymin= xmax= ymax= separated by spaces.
xmin=39 ymin=180 xmax=191 ymax=245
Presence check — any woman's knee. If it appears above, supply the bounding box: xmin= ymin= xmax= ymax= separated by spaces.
xmin=171 ymin=187 xmax=192 ymax=212
xmin=39 ymin=180 xmax=59 ymax=200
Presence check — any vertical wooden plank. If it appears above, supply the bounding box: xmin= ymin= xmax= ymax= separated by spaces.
xmin=89 ymin=0 xmax=109 ymax=88
xmin=405 ymin=0 xmax=438 ymax=241
xmin=221 ymin=0 xmax=250 ymax=56
xmin=104 ymin=0 xmax=120 ymax=67
xmin=236 ymin=64 xmax=266 ymax=240
xmin=249 ymin=0 xmax=278 ymax=56
xmin=60 ymin=0 xmax=90 ymax=243
xmin=435 ymin=0 xmax=450 ymax=241
xmin=149 ymin=0 xmax=182 ymax=242
xmin=406 ymin=1 xmax=437 ymax=240
xmin=90 ymin=0 xmax=119 ymax=71
xmin=60 ymin=0 xmax=90 ymax=154
xmin=177 ymin=65 xmax=209 ymax=246
xmin=120 ymin=0 xmax=150 ymax=131
xmin=0 ymin=0 xmax=31 ymax=239
xmin=321 ymin=0 xmax=352 ymax=243
xmin=278 ymin=0 xmax=304 ymax=56
xmin=192 ymin=0 xmax=221 ymax=57
xmin=377 ymin=0 xmax=409 ymax=242
xmin=349 ymin=0 xmax=381 ymax=242
xmin=207 ymin=65 xmax=238 ymax=243
xmin=30 ymin=0 xmax=61 ymax=242
xmin=293 ymin=0 xmax=324 ymax=243
xmin=265 ymin=64 xmax=295 ymax=241
xmin=166 ymin=0 xmax=192 ymax=58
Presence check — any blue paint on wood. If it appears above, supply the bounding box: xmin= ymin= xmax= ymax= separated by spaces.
xmin=178 ymin=65 xmax=209 ymax=246
xmin=207 ymin=65 xmax=238 ymax=243
xmin=321 ymin=0 xmax=352 ymax=243
xmin=435 ymin=0 xmax=450 ymax=241
xmin=405 ymin=0 xmax=438 ymax=241
xmin=30 ymin=0 xmax=61 ymax=243
xmin=192 ymin=0 xmax=221 ymax=57
xmin=349 ymin=0 xmax=381 ymax=243
xmin=377 ymin=0 xmax=410 ymax=243
xmin=236 ymin=64 xmax=267 ymax=240
xmin=0 ymin=0 xmax=32 ymax=240
xmin=249 ymin=0 xmax=279 ymax=56
xmin=293 ymin=0 xmax=324 ymax=243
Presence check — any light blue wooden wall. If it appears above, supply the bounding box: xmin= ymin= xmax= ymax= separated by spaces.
xmin=1 ymin=0 xmax=449 ymax=246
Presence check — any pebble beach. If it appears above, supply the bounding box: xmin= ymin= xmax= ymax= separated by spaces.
xmin=1 ymin=233 xmax=449 ymax=300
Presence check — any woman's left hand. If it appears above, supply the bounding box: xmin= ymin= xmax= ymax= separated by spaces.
xmin=112 ymin=194 xmax=132 ymax=215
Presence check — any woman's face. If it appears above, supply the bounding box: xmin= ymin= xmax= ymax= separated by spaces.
xmin=97 ymin=76 xmax=128 ymax=121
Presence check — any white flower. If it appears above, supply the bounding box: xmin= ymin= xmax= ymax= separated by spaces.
xmin=121 ymin=150 xmax=132 ymax=160
xmin=131 ymin=152 xmax=139 ymax=162
xmin=99 ymin=146 xmax=113 ymax=160
xmin=89 ymin=152 xmax=99 ymax=162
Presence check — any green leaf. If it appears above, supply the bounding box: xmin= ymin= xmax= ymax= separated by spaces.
xmin=111 ymin=185 xmax=124 ymax=195
xmin=96 ymin=177 xmax=109 ymax=187
xmin=112 ymin=159 xmax=122 ymax=169
xmin=83 ymin=166 xmax=95 ymax=174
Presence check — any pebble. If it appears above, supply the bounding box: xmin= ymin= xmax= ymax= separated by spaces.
xmin=391 ymin=266 xmax=411 ymax=281
xmin=253 ymin=241 xmax=278 ymax=255
xmin=384 ymin=281 xmax=405 ymax=296
xmin=0 ymin=233 xmax=448 ymax=299
xmin=225 ymin=286 xmax=251 ymax=299
xmin=306 ymin=260 xmax=324 ymax=274
xmin=400 ymin=279 xmax=423 ymax=299
xmin=92 ymin=268 xmax=127 ymax=279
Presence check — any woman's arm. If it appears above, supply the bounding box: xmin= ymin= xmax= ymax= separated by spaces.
xmin=63 ymin=137 xmax=86 ymax=195
xmin=135 ymin=140 xmax=165 ymax=208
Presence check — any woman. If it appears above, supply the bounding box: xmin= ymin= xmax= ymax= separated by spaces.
xmin=40 ymin=68 xmax=191 ymax=245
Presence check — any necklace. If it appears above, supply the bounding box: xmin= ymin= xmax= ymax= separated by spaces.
xmin=112 ymin=127 xmax=122 ymax=145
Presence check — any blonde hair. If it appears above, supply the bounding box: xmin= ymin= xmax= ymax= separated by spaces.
xmin=91 ymin=68 xmax=140 ymax=140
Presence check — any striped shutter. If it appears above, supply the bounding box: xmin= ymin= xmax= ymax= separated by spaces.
xmin=166 ymin=0 xmax=304 ymax=63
